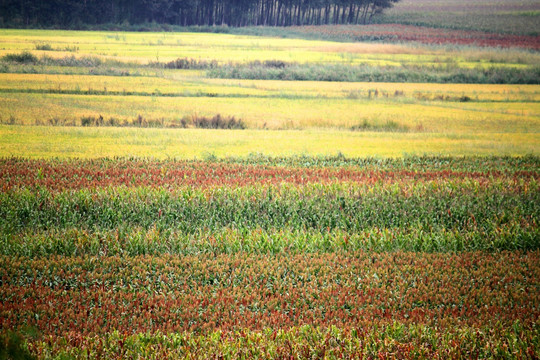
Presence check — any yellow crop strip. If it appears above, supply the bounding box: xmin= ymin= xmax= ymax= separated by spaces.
xmin=1 ymin=125 xmax=537 ymax=158
xmin=1 ymin=92 xmax=538 ymax=133
xmin=1 ymin=74 xmax=538 ymax=102
xmin=0 ymin=74 xmax=538 ymax=133
xmin=202 ymin=78 xmax=540 ymax=101
xmin=0 ymin=29 xmax=538 ymax=66
xmin=0 ymin=73 xmax=267 ymax=96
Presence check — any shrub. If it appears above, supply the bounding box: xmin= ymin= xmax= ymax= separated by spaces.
xmin=34 ymin=43 xmax=53 ymax=51
xmin=0 ymin=332 xmax=35 ymax=360
xmin=1 ymin=52 xmax=38 ymax=64
xmin=40 ymin=55 xmax=102 ymax=67
xmin=351 ymin=119 xmax=409 ymax=132
xmin=81 ymin=115 xmax=104 ymax=126
xmin=191 ymin=114 xmax=246 ymax=129
xmin=151 ymin=57 xmax=218 ymax=69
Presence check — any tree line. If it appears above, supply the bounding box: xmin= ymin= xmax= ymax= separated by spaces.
xmin=1 ymin=0 xmax=400 ymax=28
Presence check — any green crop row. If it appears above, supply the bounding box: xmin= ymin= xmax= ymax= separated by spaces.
xmin=4 ymin=322 xmax=538 ymax=360
xmin=1 ymin=182 xmax=537 ymax=234
xmin=1 ymin=224 xmax=537 ymax=257
xmin=214 ymin=154 xmax=540 ymax=171
xmin=5 ymin=155 xmax=540 ymax=172
xmin=1 ymin=180 xmax=537 ymax=254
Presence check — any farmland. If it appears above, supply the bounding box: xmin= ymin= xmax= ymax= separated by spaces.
xmin=0 ymin=5 xmax=540 ymax=358
xmin=1 ymin=156 xmax=539 ymax=358
xmin=0 ymin=29 xmax=539 ymax=158
xmin=381 ymin=0 xmax=540 ymax=35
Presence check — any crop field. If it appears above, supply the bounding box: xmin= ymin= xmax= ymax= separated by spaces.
xmin=285 ymin=24 xmax=540 ymax=49
xmin=1 ymin=156 xmax=539 ymax=358
xmin=0 ymin=29 xmax=539 ymax=157
xmin=381 ymin=0 xmax=540 ymax=36
xmin=0 ymin=7 xmax=539 ymax=358
xmin=2 ymin=126 xmax=540 ymax=159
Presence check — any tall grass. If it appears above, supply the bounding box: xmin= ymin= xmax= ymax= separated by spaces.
xmin=1 ymin=52 xmax=133 ymax=68
xmin=208 ymin=63 xmax=540 ymax=84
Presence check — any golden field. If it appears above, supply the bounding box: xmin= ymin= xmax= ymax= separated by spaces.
xmin=1 ymin=29 xmax=538 ymax=66
xmin=1 ymin=91 xmax=538 ymax=133
xmin=1 ymin=125 xmax=537 ymax=158
xmin=0 ymin=29 xmax=538 ymax=158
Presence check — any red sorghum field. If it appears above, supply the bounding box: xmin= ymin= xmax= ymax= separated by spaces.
xmin=1 ymin=156 xmax=539 ymax=358
xmin=291 ymin=24 xmax=540 ymax=49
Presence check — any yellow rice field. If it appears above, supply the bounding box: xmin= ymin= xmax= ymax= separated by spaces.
xmin=0 ymin=73 xmax=539 ymax=102
xmin=1 ymin=125 xmax=537 ymax=158
xmin=1 ymin=91 xmax=538 ymax=133
xmin=0 ymin=29 xmax=538 ymax=158
xmin=0 ymin=29 xmax=537 ymax=66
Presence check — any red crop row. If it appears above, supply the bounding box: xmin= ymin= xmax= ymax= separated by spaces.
xmin=1 ymin=251 xmax=538 ymax=343
xmin=294 ymin=24 xmax=540 ymax=49
xmin=1 ymin=158 xmax=536 ymax=192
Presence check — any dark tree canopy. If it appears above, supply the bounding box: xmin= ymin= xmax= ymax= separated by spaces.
xmin=0 ymin=0 xmax=400 ymax=28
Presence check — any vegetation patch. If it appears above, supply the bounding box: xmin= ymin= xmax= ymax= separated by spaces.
xmin=6 ymin=114 xmax=247 ymax=129
xmin=35 ymin=43 xmax=79 ymax=52
xmin=186 ymin=114 xmax=246 ymax=129
xmin=208 ymin=62 xmax=540 ymax=84
xmin=350 ymin=119 xmax=411 ymax=132
xmin=1 ymin=52 xmax=38 ymax=64
xmin=150 ymin=57 xmax=218 ymax=70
